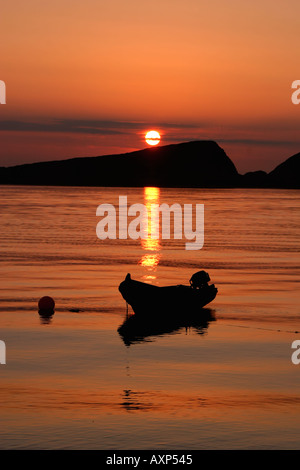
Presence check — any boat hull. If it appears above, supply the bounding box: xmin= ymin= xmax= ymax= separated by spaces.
xmin=119 ymin=275 xmax=218 ymax=316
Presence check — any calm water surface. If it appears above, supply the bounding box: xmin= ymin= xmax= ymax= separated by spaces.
xmin=0 ymin=186 xmax=299 ymax=449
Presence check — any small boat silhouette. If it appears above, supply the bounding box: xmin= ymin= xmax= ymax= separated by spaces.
xmin=118 ymin=270 xmax=218 ymax=316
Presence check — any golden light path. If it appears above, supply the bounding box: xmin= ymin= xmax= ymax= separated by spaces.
xmin=139 ymin=187 xmax=161 ymax=278
xmin=145 ymin=130 xmax=160 ymax=146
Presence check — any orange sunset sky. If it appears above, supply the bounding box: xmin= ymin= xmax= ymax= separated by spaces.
xmin=1 ymin=0 xmax=300 ymax=172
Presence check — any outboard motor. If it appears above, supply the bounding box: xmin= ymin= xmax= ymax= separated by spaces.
xmin=189 ymin=270 xmax=210 ymax=289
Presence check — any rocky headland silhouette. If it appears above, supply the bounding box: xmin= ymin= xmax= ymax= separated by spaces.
xmin=0 ymin=141 xmax=298 ymax=188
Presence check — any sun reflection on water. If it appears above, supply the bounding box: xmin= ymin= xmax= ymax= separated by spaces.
xmin=139 ymin=187 xmax=161 ymax=277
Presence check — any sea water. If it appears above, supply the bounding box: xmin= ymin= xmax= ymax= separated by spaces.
xmin=0 ymin=185 xmax=299 ymax=449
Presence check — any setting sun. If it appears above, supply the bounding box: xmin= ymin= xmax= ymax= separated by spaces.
xmin=145 ymin=130 xmax=161 ymax=146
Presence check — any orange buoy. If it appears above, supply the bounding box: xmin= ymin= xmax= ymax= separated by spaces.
xmin=38 ymin=296 xmax=55 ymax=312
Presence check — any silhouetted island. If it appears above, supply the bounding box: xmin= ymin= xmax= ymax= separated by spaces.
xmin=0 ymin=141 xmax=299 ymax=188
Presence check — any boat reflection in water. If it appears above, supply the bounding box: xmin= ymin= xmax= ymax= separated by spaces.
xmin=118 ymin=307 xmax=215 ymax=347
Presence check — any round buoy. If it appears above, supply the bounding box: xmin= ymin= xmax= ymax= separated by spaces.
xmin=38 ymin=296 xmax=55 ymax=312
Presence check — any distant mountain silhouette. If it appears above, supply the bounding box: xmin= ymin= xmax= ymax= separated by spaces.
xmin=0 ymin=141 xmax=298 ymax=188
xmin=242 ymin=152 xmax=300 ymax=189
xmin=241 ymin=170 xmax=269 ymax=188
xmin=268 ymin=152 xmax=300 ymax=188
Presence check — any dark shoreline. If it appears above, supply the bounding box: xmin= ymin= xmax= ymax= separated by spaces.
xmin=0 ymin=141 xmax=299 ymax=189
